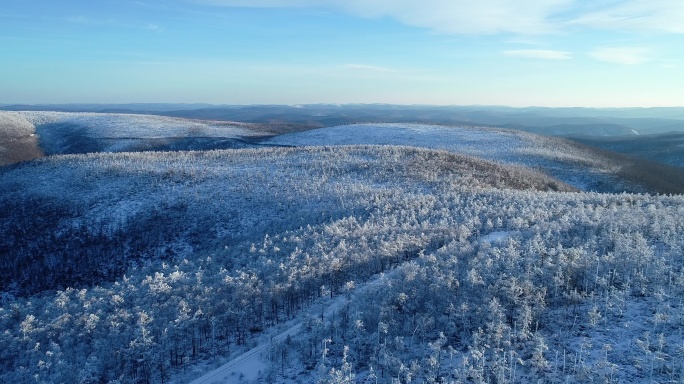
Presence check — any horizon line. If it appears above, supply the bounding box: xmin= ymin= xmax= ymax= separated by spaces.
xmin=2 ymin=102 xmax=684 ymax=110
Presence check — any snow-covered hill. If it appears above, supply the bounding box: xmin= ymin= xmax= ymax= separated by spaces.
xmin=265 ymin=123 xmax=629 ymax=192
xmin=2 ymin=117 xmax=684 ymax=384
xmin=0 ymin=145 xmax=582 ymax=383
xmin=20 ymin=111 xmax=258 ymax=139
xmin=4 ymin=111 xmax=268 ymax=156
xmin=575 ymin=131 xmax=684 ymax=168
xmin=4 ymin=112 xmax=682 ymax=193
xmin=0 ymin=112 xmax=43 ymax=165
xmin=0 ymin=145 xmax=570 ymax=296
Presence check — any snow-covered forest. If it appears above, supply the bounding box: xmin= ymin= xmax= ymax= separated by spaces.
xmin=0 ymin=111 xmax=269 ymax=157
xmin=1 ymin=119 xmax=684 ymax=383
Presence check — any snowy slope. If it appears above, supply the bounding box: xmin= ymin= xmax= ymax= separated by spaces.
xmin=186 ymin=271 xmax=393 ymax=384
xmin=19 ymin=111 xmax=258 ymax=139
xmin=267 ymin=123 xmax=528 ymax=162
xmin=0 ymin=112 xmax=43 ymax=165
xmin=266 ymin=123 xmax=628 ymax=192
xmin=11 ymin=111 xmax=266 ymax=155
xmin=0 ymin=145 xmax=571 ymax=295
xmin=0 ymin=111 xmax=35 ymax=137
xmin=1 ymin=144 xmax=683 ymax=384
xmin=0 ymin=145 xmax=578 ymax=383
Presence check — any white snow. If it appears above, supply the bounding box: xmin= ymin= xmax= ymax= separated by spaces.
xmin=264 ymin=123 xmax=621 ymax=191
xmin=479 ymin=231 xmax=514 ymax=244
xmin=186 ymin=274 xmax=389 ymax=384
xmin=266 ymin=123 xmax=526 ymax=164
xmin=0 ymin=111 xmax=35 ymax=137
xmin=189 ymin=348 xmax=268 ymax=384
xmin=17 ymin=111 xmax=259 ymax=139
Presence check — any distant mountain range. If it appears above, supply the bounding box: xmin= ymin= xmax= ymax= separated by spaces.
xmin=2 ymin=108 xmax=684 ymax=193
xmin=574 ymin=132 xmax=684 ymax=167
xmin=3 ymin=103 xmax=684 ymax=136
xmin=0 ymin=103 xmax=216 ymax=113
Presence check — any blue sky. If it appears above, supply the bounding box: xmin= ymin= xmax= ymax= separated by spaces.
xmin=1 ymin=0 xmax=683 ymax=107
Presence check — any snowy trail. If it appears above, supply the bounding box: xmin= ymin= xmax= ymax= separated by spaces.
xmin=188 ymin=285 xmax=358 ymax=384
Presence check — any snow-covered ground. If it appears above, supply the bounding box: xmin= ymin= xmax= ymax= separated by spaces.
xmin=0 ymin=111 xmax=35 ymax=137
xmin=3 ymin=111 xmax=271 ymax=156
xmin=185 ymin=298 xmax=335 ymax=384
xmin=17 ymin=111 xmax=259 ymax=139
xmin=266 ymin=123 xmax=526 ymax=163
xmin=265 ymin=123 xmax=623 ymax=191
xmin=3 ymin=142 xmax=683 ymax=383
xmin=184 ymin=273 xmax=391 ymax=384
xmin=479 ymin=230 xmax=516 ymax=244
xmin=3 ymin=117 xmax=680 ymax=383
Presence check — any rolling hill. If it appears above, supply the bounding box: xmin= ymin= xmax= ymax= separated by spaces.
xmin=1 ymin=143 xmax=682 ymax=384
xmin=573 ymin=132 xmax=684 ymax=168
xmin=1 ymin=110 xmax=684 ymax=383
xmin=5 ymin=104 xmax=684 ymax=136
xmin=265 ymin=122 xmax=684 ymax=193
xmin=21 ymin=111 xmax=271 ymax=155
xmin=0 ymin=111 xmax=281 ymax=165
xmin=0 ymin=112 xmax=43 ymax=166
xmin=0 ymin=145 xmax=573 ymax=296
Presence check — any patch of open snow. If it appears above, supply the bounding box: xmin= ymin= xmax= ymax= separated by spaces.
xmin=184 ymin=273 xmax=391 ymax=384
xmin=17 ymin=111 xmax=259 ymax=139
xmin=0 ymin=111 xmax=35 ymax=137
xmin=265 ymin=123 xmax=623 ymax=192
xmin=479 ymin=231 xmax=515 ymax=244
xmin=189 ymin=348 xmax=268 ymax=384
xmin=266 ymin=123 xmax=527 ymax=164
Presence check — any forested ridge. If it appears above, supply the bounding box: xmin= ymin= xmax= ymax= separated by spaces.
xmin=0 ymin=146 xmax=570 ymax=296
xmin=1 ymin=142 xmax=683 ymax=383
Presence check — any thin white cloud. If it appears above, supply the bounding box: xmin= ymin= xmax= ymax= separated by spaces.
xmin=193 ymin=0 xmax=572 ymax=35
xmin=589 ymin=47 xmax=651 ymax=65
xmin=199 ymin=0 xmax=317 ymax=6
xmin=340 ymin=0 xmax=573 ymax=35
xmin=503 ymin=49 xmax=572 ymax=60
xmin=570 ymin=0 xmax=684 ymax=33
xmin=504 ymin=37 xmax=546 ymax=46
xmin=343 ymin=64 xmax=396 ymax=73
xmin=192 ymin=0 xmax=684 ymax=36
xmin=65 ymin=15 xmax=163 ymax=33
